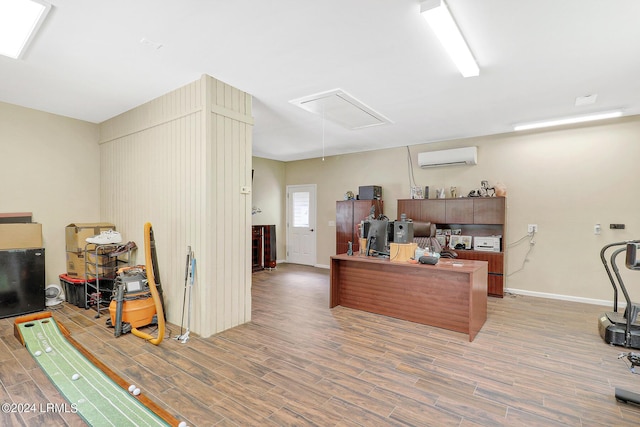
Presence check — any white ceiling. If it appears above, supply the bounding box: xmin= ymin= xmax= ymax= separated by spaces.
xmin=2 ymin=0 xmax=640 ymax=161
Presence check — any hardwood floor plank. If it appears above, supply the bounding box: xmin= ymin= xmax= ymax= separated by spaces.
xmin=326 ymin=396 xmax=406 ymax=427
xmin=0 ymin=358 xmax=31 ymax=387
xmin=272 ymin=399 xmax=345 ymax=426
xmin=212 ymin=379 xmax=285 ymax=418
xmin=2 ymin=263 xmax=640 ymax=426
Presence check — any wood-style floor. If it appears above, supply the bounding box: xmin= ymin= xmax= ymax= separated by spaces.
xmin=2 ymin=263 xmax=640 ymax=426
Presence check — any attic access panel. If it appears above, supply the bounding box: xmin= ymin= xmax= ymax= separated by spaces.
xmin=290 ymin=89 xmax=392 ymax=130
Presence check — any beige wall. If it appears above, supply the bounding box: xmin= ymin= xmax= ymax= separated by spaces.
xmin=3 ymin=95 xmax=640 ymax=313
xmin=284 ymin=115 xmax=640 ymax=304
xmin=0 ymin=102 xmax=100 ymax=285
xmin=99 ymin=75 xmax=253 ymax=337
xmin=251 ymin=157 xmax=286 ymax=261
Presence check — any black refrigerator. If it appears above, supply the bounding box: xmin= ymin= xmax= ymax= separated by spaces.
xmin=0 ymin=248 xmax=45 ymax=318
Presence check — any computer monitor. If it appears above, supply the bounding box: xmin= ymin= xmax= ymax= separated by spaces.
xmin=363 ymin=219 xmax=389 ymax=256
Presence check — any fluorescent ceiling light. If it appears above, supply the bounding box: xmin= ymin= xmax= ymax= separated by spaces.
xmin=420 ymin=0 xmax=479 ymax=78
xmin=513 ymin=111 xmax=624 ymax=131
xmin=0 ymin=0 xmax=51 ymax=59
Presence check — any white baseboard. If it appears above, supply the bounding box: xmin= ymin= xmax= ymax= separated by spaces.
xmin=504 ymin=287 xmax=619 ymax=308
xmin=275 ymin=260 xmax=330 ymax=269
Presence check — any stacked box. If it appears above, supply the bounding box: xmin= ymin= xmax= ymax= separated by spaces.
xmin=65 ymin=223 xmax=116 ymax=277
xmin=65 ymin=223 xmax=116 ymax=253
xmin=389 ymin=242 xmax=418 ymax=263
xmin=66 ymin=246 xmax=118 ymax=278
xmin=0 ymin=212 xmax=32 ymax=223
xmin=0 ymin=223 xmax=42 ymax=250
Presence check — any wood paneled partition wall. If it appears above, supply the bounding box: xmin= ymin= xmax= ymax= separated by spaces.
xmin=98 ymin=75 xmax=253 ymax=338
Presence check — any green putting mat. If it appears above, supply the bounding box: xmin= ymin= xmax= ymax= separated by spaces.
xmin=18 ymin=316 xmax=171 ymax=427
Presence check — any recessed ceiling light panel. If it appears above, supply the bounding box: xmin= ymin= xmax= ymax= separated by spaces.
xmin=0 ymin=0 xmax=52 ymax=59
xmin=290 ymin=89 xmax=392 ymax=130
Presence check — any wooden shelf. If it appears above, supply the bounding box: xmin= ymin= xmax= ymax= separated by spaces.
xmin=252 ymin=225 xmax=276 ymax=272
xmin=397 ymin=197 xmax=506 ymax=297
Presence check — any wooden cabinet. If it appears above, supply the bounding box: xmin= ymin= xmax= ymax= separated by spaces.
xmin=445 ymin=198 xmax=474 ymax=223
xmin=398 ymin=199 xmax=447 ymax=224
xmin=473 ymin=197 xmax=505 ymax=224
xmin=336 ymin=200 xmax=383 ymax=255
xmin=252 ymin=225 xmax=276 ymax=272
xmin=397 ymin=197 xmax=506 ymax=297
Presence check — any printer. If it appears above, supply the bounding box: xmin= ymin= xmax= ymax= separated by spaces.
xmin=473 ymin=236 xmax=501 ymax=252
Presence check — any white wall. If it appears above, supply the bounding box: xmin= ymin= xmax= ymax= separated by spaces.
xmin=0 ymin=102 xmax=100 ymax=285
xmin=284 ymin=115 xmax=640 ymax=304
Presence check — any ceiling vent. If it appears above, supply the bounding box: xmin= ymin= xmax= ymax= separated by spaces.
xmin=289 ymin=89 xmax=392 ymax=130
xmin=418 ymin=147 xmax=477 ymax=168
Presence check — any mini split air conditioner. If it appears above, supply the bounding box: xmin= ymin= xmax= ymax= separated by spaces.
xmin=418 ymin=147 xmax=477 ymax=168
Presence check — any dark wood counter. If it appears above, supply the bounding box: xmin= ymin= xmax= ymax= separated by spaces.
xmin=330 ymin=253 xmax=488 ymax=341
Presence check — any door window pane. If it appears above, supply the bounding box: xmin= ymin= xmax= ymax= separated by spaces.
xmin=293 ymin=192 xmax=309 ymax=227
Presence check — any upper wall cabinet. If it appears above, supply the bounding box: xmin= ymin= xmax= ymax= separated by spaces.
xmin=445 ymin=199 xmax=474 ymax=223
xmin=473 ymin=197 xmax=506 ymax=224
xmin=397 ymin=199 xmax=445 ymax=223
xmin=398 ymin=197 xmax=505 ymax=225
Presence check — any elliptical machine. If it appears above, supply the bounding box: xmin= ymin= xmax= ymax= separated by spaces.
xmin=601 ymin=242 xmax=640 ymax=406
xmin=598 ymin=241 xmax=640 ymax=349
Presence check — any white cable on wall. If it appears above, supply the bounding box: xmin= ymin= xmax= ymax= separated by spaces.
xmin=507 ymin=230 xmax=536 ymax=276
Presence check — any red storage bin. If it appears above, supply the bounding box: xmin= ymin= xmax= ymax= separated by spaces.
xmin=59 ymin=274 xmax=95 ymax=308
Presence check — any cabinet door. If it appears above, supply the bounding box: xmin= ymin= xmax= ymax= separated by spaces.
xmin=488 ymin=275 xmax=504 ymax=297
xmin=473 ymin=197 xmax=505 ymax=224
xmin=353 ymin=200 xmax=382 ymax=224
xmin=422 ymin=199 xmax=447 ymax=223
xmin=336 ymin=201 xmax=354 ymax=255
xmin=445 ymin=199 xmax=473 ymax=223
xmin=397 ymin=199 xmax=422 ymax=221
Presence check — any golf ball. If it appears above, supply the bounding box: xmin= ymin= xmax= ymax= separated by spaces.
xmin=45 ymin=347 xmax=52 ymax=353
xmin=34 ymin=350 xmax=42 ymax=357
xmin=133 ymin=388 xmax=141 ymax=396
xmin=178 ymin=422 xmax=187 ymax=427
xmin=128 ymin=384 xmax=136 ymax=393
xmin=71 ymin=374 xmax=80 ymax=381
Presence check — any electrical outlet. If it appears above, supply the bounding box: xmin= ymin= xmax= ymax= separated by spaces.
xmin=528 ymin=224 xmax=538 ymax=233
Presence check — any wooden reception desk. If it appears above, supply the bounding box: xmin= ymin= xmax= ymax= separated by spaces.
xmin=330 ymin=253 xmax=488 ymax=341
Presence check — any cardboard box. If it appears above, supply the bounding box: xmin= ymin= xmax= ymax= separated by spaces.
xmin=389 ymin=242 xmax=418 ymax=263
xmin=66 ymin=251 xmax=117 ymax=278
xmin=0 ymin=223 xmax=42 ymax=250
xmin=65 ymin=223 xmax=115 ymax=253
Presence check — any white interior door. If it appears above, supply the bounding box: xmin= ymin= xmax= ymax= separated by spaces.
xmin=286 ymin=184 xmax=317 ymax=266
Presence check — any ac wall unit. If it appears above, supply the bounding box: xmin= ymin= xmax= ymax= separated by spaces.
xmin=418 ymin=147 xmax=477 ymax=168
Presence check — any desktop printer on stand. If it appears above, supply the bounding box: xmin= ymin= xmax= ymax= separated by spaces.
xmin=473 ymin=236 xmax=501 ymax=252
